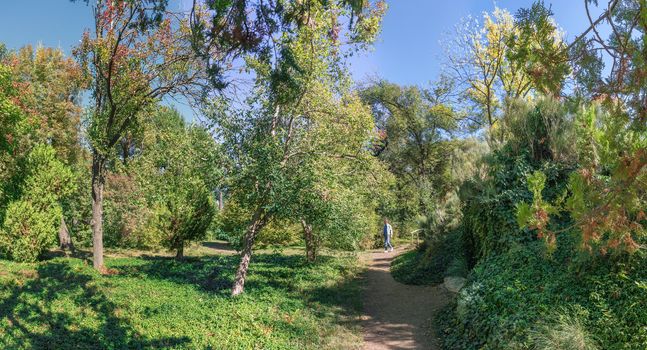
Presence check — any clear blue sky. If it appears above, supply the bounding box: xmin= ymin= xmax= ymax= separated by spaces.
xmin=0 ymin=1 xmax=594 ymax=117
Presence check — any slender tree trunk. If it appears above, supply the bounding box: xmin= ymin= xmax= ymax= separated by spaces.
xmin=301 ymin=219 xmax=316 ymax=263
xmin=91 ymin=153 xmax=105 ymax=271
xmin=231 ymin=208 xmax=267 ymax=296
xmin=176 ymin=241 xmax=184 ymax=260
xmin=218 ymin=190 xmax=224 ymax=210
xmin=58 ymin=216 xmax=75 ymax=254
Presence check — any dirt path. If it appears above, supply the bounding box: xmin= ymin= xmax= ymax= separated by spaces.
xmin=361 ymin=247 xmax=449 ymax=350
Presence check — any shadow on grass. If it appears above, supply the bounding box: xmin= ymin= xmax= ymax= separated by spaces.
xmin=115 ymin=252 xmax=362 ymax=314
xmin=201 ymin=241 xmax=237 ymax=253
xmin=0 ymin=262 xmax=190 ymax=349
xmin=0 ymin=251 xmax=364 ymax=349
xmin=115 ymin=253 xmax=338 ymax=292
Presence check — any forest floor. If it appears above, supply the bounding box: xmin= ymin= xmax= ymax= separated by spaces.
xmin=361 ymin=247 xmax=449 ymax=350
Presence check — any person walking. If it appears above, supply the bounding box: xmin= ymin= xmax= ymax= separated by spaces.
xmin=383 ymin=219 xmax=394 ymax=253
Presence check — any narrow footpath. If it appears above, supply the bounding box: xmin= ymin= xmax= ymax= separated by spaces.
xmin=361 ymin=247 xmax=449 ymax=350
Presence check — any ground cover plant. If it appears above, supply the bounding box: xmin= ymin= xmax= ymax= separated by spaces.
xmin=0 ymin=249 xmax=364 ymax=350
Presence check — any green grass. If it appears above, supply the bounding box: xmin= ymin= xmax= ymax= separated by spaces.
xmin=390 ymin=249 xmax=441 ymax=285
xmin=0 ymin=250 xmax=364 ymax=349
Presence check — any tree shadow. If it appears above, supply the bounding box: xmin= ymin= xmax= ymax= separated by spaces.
xmin=0 ymin=262 xmax=190 ymax=349
xmin=201 ymin=241 xmax=237 ymax=253
xmin=115 ymin=253 xmax=332 ymax=295
xmin=41 ymin=248 xmax=92 ymax=263
xmin=116 ymin=254 xmax=238 ymax=295
xmin=113 ymin=252 xmax=364 ymax=327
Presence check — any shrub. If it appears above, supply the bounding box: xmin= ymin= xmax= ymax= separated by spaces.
xmin=103 ymin=173 xmax=152 ymax=248
xmin=154 ymin=179 xmax=216 ymax=258
xmin=218 ymin=198 xmax=302 ymax=250
xmin=438 ymin=99 xmax=645 ymax=350
xmin=0 ymin=200 xmax=61 ymax=262
xmin=499 ymin=97 xmax=577 ymax=164
xmin=0 ymin=145 xmax=74 ymax=262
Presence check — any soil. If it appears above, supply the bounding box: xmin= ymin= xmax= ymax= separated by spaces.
xmin=361 ymin=247 xmax=450 ymax=350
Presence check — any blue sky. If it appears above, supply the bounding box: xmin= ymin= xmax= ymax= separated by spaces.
xmin=0 ymin=1 xmax=595 ymax=118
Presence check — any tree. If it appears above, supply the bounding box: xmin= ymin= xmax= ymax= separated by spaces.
xmin=74 ymin=0 xmax=206 ymax=271
xmin=508 ymin=1 xmax=570 ymax=96
xmin=361 ymin=81 xmax=458 ymax=232
xmin=0 ymin=64 xmax=26 ymax=216
xmin=208 ymin=0 xmax=385 ymax=295
xmin=3 ymin=45 xmax=87 ymax=252
xmin=295 ymin=154 xmax=391 ymax=262
xmin=515 ymin=0 xmax=647 ymax=256
xmin=569 ymin=0 xmax=647 ymax=127
xmin=444 ymin=3 xmax=568 ymax=135
xmin=152 ymin=178 xmax=215 ymax=260
xmin=133 ymin=108 xmax=221 ymax=258
xmin=4 ymin=45 xmax=86 ymax=163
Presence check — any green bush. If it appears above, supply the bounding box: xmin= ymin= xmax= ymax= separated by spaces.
xmin=103 ymin=173 xmax=152 ymax=248
xmin=218 ymin=199 xmax=302 ymax=250
xmin=437 ymin=98 xmax=645 ymax=350
xmin=154 ymin=179 xmax=216 ymax=258
xmin=460 ymin=144 xmax=572 ymax=265
xmin=0 ymin=144 xmax=75 ymax=262
xmin=0 ymin=200 xmax=61 ymax=262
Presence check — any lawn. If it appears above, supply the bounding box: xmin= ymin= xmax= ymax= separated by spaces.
xmin=0 ymin=246 xmax=364 ymax=349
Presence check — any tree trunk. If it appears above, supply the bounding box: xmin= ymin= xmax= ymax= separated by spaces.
xmin=231 ymin=208 xmax=267 ymax=296
xmin=218 ymin=190 xmax=224 ymax=210
xmin=58 ymin=216 xmax=75 ymax=254
xmin=91 ymin=153 xmax=105 ymax=271
xmin=176 ymin=242 xmax=184 ymax=260
xmin=301 ymin=219 xmax=316 ymax=263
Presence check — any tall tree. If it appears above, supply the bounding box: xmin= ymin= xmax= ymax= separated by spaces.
xmin=361 ymin=81 xmax=458 ymax=231
xmin=294 ymin=153 xmax=391 ymax=262
xmin=74 ymin=0 xmax=206 ymax=271
xmin=208 ymin=0 xmax=385 ymax=295
xmin=132 ymin=108 xmax=222 ymax=259
xmin=444 ymin=3 xmax=568 ymax=135
xmin=3 ymin=45 xmax=87 ymax=252
xmin=5 ymin=45 xmax=86 ymax=163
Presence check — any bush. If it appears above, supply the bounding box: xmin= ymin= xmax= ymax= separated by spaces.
xmin=218 ymin=199 xmax=302 ymax=250
xmin=0 ymin=200 xmax=61 ymax=262
xmin=437 ymin=98 xmax=645 ymax=350
xmin=0 ymin=144 xmax=74 ymax=262
xmin=103 ymin=173 xmax=152 ymax=248
xmin=460 ymin=144 xmax=572 ymax=265
xmin=154 ymin=179 xmax=216 ymax=258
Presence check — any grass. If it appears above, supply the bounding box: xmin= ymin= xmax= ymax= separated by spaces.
xmin=0 ymin=246 xmax=364 ymax=349
xmin=390 ymin=249 xmax=441 ymax=285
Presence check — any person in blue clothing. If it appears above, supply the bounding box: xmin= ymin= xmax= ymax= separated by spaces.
xmin=383 ymin=219 xmax=394 ymax=253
